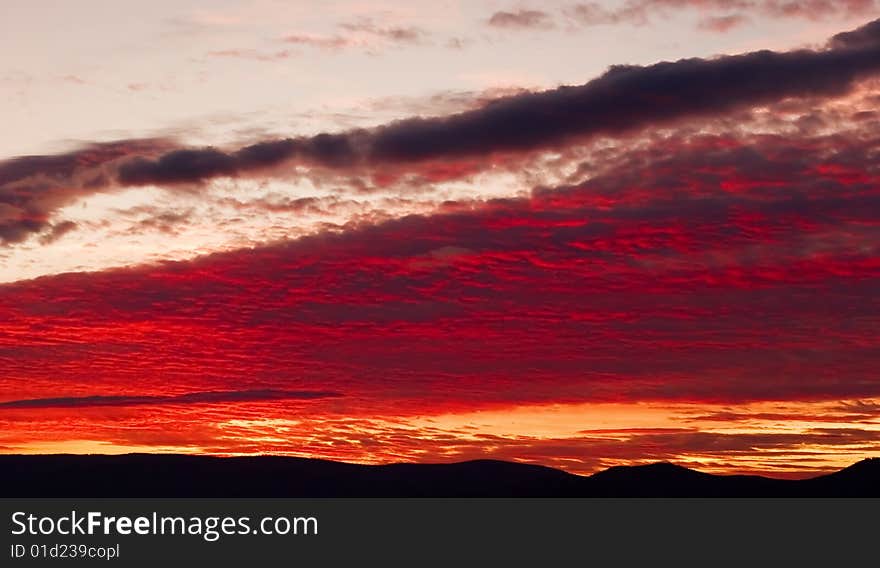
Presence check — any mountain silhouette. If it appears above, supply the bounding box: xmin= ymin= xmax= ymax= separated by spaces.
xmin=795 ymin=457 xmax=880 ymax=497
xmin=0 ymin=454 xmax=877 ymax=497
xmin=586 ymin=462 xmax=782 ymax=497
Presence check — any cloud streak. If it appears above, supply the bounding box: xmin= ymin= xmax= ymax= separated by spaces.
xmin=487 ymin=10 xmax=555 ymax=29
xmin=278 ymin=16 xmax=428 ymax=53
xmin=0 ymin=390 xmax=342 ymax=410
xmin=566 ymin=0 xmax=879 ymax=29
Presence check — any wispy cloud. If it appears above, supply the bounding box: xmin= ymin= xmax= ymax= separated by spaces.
xmin=208 ymin=48 xmax=294 ymax=62
xmin=279 ymin=16 xmax=428 ymax=53
xmin=487 ymin=9 xmax=555 ymax=30
xmin=698 ymin=13 xmax=750 ymax=32
xmin=565 ymin=0 xmax=879 ymax=30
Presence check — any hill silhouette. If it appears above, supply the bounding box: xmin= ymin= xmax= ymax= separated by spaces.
xmin=0 ymin=454 xmax=877 ymax=497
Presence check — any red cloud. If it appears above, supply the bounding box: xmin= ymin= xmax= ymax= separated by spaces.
xmin=1 ymin=127 xmax=877 ymax=416
xmin=1 ymin=122 xmax=878 ymax=472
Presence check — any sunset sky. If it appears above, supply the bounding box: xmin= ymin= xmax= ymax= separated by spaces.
xmin=1 ymin=0 xmax=879 ymax=478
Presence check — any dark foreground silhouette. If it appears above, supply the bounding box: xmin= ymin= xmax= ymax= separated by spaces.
xmin=0 ymin=454 xmax=877 ymax=497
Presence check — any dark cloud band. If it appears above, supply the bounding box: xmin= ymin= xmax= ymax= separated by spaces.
xmin=0 ymin=390 xmax=343 ymax=410
xmin=120 ymin=17 xmax=880 ymax=179
xmin=2 ymin=18 xmax=880 ymax=245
